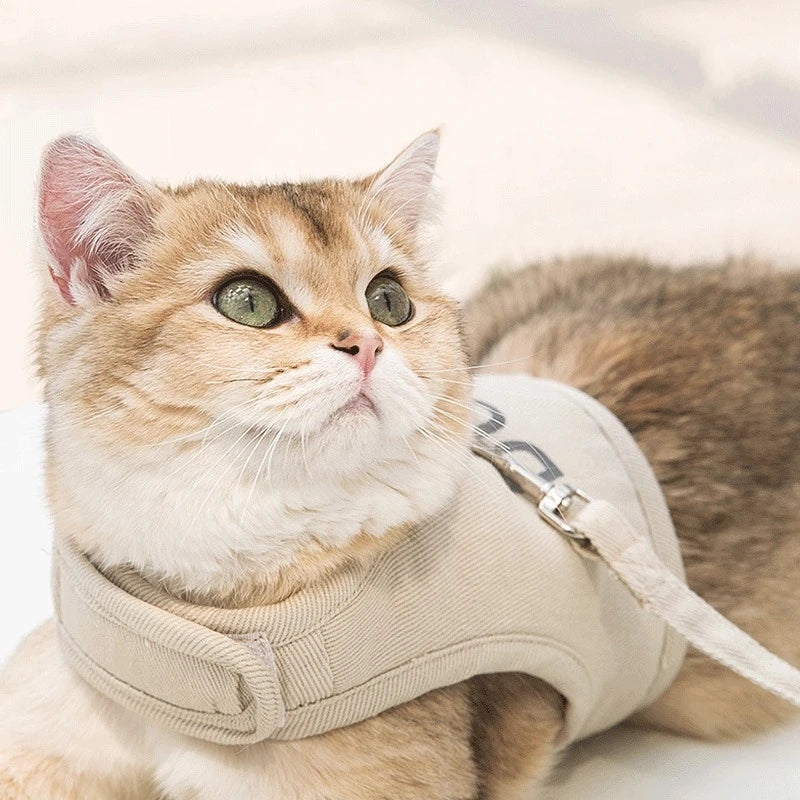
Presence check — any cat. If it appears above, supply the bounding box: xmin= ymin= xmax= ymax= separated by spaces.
xmin=0 ymin=131 xmax=797 ymax=800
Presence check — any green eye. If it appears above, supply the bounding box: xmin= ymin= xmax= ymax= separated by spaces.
xmin=213 ymin=277 xmax=281 ymax=328
xmin=365 ymin=275 xmax=413 ymax=327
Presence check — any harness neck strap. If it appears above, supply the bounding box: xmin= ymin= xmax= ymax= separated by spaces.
xmin=52 ymin=536 xmax=286 ymax=745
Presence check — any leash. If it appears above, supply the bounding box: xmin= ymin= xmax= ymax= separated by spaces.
xmin=473 ymin=441 xmax=800 ymax=709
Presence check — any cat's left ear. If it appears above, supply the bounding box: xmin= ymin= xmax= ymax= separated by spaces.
xmin=38 ymin=135 xmax=162 ymax=305
xmin=363 ymin=130 xmax=440 ymax=241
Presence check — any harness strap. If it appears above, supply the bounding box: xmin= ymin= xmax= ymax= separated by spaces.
xmin=571 ymin=499 xmax=800 ymax=708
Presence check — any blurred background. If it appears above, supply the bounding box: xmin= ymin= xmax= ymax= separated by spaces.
xmin=2 ymin=0 xmax=800 ymax=409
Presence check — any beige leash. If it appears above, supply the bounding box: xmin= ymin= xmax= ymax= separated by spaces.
xmin=473 ymin=442 xmax=800 ymax=709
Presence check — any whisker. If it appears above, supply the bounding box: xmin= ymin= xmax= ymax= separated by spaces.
xmin=241 ymin=410 xmax=293 ymax=518
xmin=186 ymin=359 xmax=285 ymax=372
xmin=420 ymin=356 xmax=533 ymax=375
xmin=264 ymin=418 xmax=291 ymax=487
xmin=160 ymin=419 xmax=253 ymax=481
xmin=427 ymin=393 xmax=479 ymax=415
xmin=429 ymin=404 xmax=512 ymax=455
xmin=421 ymin=375 xmax=475 ymax=389
xmin=190 ymin=423 xmax=256 ymax=493
xmin=197 ymin=363 xmax=289 ymax=375
xmin=299 ymin=418 xmax=313 ymax=480
xmin=200 ymin=395 xmax=269 ymax=449
xmin=416 ymin=426 xmax=482 ymax=483
xmin=131 ymin=391 xmax=285 ymax=454
xmin=402 ymin=434 xmax=421 ymax=467
xmin=205 ymin=378 xmax=271 ymax=385
xmin=242 ymin=433 xmax=274 ymax=520
xmin=40 ymin=375 xmax=276 ymax=441
xmin=177 ymin=420 xmax=273 ymax=550
xmin=236 ymin=427 xmax=273 ymax=527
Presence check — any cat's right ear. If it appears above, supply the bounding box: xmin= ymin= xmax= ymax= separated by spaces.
xmin=38 ymin=135 xmax=161 ymax=305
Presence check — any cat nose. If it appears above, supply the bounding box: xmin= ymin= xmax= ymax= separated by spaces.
xmin=330 ymin=329 xmax=384 ymax=377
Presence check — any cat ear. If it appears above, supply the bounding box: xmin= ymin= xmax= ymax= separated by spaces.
xmin=365 ymin=130 xmax=440 ymax=239
xmin=38 ymin=135 xmax=160 ymax=305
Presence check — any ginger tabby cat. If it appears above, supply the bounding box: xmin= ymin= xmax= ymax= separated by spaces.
xmin=0 ymin=132 xmax=797 ymax=799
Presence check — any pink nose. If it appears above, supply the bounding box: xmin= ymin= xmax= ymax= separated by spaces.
xmin=331 ymin=330 xmax=384 ymax=377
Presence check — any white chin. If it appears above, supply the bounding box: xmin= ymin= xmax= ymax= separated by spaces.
xmin=317 ymin=405 xmax=383 ymax=452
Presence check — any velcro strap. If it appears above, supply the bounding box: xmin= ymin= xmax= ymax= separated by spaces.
xmin=52 ymin=537 xmax=286 ymax=745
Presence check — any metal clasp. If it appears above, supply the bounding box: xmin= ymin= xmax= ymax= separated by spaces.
xmin=537 ymin=482 xmax=593 ymax=546
xmin=472 ymin=440 xmax=594 ymax=548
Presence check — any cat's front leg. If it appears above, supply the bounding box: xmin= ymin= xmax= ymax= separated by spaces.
xmin=153 ymin=684 xmax=482 ymax=800
xmin=0 ymin=621 xmax=155 ymax=799
xmin=469 ymin=674 xmax=565 ymax=800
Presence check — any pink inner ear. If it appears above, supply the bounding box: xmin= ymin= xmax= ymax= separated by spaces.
xmin=39 ymin=158 xmax=100 ymax=304
xmin=38 ymin=136 xmax=153 ymax=305
xmin=47 ymin=265 xmax=75 ymax=305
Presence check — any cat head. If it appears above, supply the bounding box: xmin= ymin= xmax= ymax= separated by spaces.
xmin=37 ymin=133 xmax=472 ymax=597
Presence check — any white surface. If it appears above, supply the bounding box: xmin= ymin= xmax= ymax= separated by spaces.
xmin=2 ymin=407 xmax=799 ymax=797
xmin=3 ymin=0 xmax=800 ymax=408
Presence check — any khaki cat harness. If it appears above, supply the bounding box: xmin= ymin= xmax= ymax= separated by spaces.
xmin=51 ymin=375 xmax=800 ymax=746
